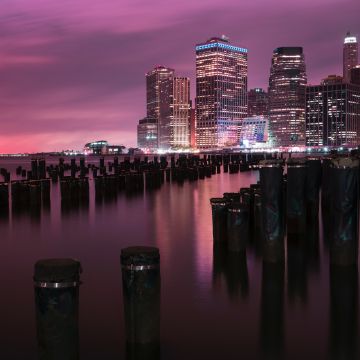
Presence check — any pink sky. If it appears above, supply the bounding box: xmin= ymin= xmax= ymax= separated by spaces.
xmin=0 ymin=0 xmax=359 ymax=152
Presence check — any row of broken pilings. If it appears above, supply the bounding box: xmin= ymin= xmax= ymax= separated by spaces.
xmin=0 ymin=153 xmax=261 ymax=215
xmin=34 ymin=246 xmax=160 ymax=360
xmin=0 ymin=179 xmax=51 ymax=218
xmin=211 ymin=156 xmax=359 ymax=267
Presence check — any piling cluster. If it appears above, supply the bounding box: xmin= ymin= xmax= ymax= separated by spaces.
xmin=211 ymin=155 xmax=360 ymax=267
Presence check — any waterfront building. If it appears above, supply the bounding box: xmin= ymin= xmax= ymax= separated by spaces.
xmin=351 ymin=65 xmax=360 ymax=85
xmin=268 ymin=47 xmax=307 ymax=147
xmin=195 ymin=36 xmax=248 ymax=148
xmin=239 ymin=116 xmax=269 ymax=147
xmin=343 ymin=32 xmax=358 ymax=84
xmin=137 ymin=117 xmax=158 ymax=151
xmin=248 ymin=88 xmax=269 ymax=117
xmin=84 ymin=140 xmax=108 ymax=155
xmin=306 ymin=76 xmax=360 ymax=146
xmin=84 ymin=140 xmax=126 ymax=155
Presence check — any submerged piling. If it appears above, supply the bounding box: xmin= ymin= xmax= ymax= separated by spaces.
xmin=34 ymin=259 xmax=82 ymax=360
xmin=210 ymin=198 xmax=229 ymax=243
xmin=286 ymin=158 xmax=307 ymax=235
xmin=227 ymin=203 xmax=249 ymax=252
xmin=121 ymin=247 xmax=160 ymax=359
xmin=329 ymin=157 xmax=359 ymax=266
xmin=259 ymin=160 xmax=285 ymax=263
xmin=306 ymin=158 xmax=322 ymax=222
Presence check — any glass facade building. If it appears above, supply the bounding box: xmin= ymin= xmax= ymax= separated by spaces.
xmin=239 ymin=116 xmax=269 ymax=147
xmin=343 ymin=32 xmax=358 ymax=84
xmin=195 ymin=37 xmax=248 ymax=149
xmin=268 ymin=47 xmax=307 ymax=147
xmin=248 ymin=88 xmax=269 ymax=117
xmin=146 ymin=66 xmax=174 ymax=150
xmin=140 ymin=66 xmax=191 ymax=150
xmin=137 ymin=117 xmax=158 ymax=150
xmin=306 ymin=78 xmax=360 ymax=146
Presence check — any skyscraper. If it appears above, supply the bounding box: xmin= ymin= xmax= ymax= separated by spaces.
xmin=268 ymin=47 xmax=307 ymax=147
xmin=171 ymin=77 xmax=191 ymax=148
xmin=248 ymin=88 xmax=269 ymax=117
xmin=195 ymin=36 xmax=248 ymax=148
xmin=146 ymin=66 xmax=174 ymax=150
xmin=306 ymin=76 xmax=360 ymax=146
xmin=343 ymin=32 xmax=358 ymax=84
xmin=139 ymin=66 xmax=191 ymax=150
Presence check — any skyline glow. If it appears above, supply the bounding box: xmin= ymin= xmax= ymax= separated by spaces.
xmin=0 ymin=0 xmax=359 ymax=152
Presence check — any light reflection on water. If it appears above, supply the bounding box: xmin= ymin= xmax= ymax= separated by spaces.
xmin=0 ymin=157 xmax=358 ymax=359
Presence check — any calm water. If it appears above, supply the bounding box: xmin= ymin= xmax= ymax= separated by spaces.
xmin=0 ymin=157 xmax=357 ymax=359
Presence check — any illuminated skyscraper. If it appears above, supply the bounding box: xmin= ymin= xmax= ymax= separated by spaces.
xmin=172 ymin=77 xmax=191 ymax=148
xmin=268 ymin=47 xmax=307 ymax=147
xmin=146 ymin=66 xmax=174 ymax=149
xmin=141 ymin=66 xmax=191 ymax=150
xmin=306 ymin=76 xmax=360 ymax=146
xmin=195 ymin=36 xmax=248 ymax=149
xmin=343 ymin=32 xmax=358 ymax=84
xmin=248 ymin=88 xmax=269 ymax=117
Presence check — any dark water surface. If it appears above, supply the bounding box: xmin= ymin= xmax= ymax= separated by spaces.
xmin=0 ymin=157 xmax=357 ymax=359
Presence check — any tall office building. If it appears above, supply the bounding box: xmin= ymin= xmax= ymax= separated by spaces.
xmin=306 ymin=76 xmax=360 ymax=146
xmin=138 ymin=66 xmax=191 ymax=150
xmin=171 ymin=77 xmax=191 ymax=148
xmin=248 ymin=88 xmax=269 ymax=117
xmin=195 ymin=36 xmax=248 ymax=148
xmin=268 ymin=47 xmax=307 ymax=147
xmin=343 ymin=32 xmax=358 ymax=84
xmin=146 ymin=66 xmax=174 ymax=149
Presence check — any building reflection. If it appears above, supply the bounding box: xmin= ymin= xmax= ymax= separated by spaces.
xmin=287 ymin=218 xmax=320 ymax=304
xmin=260 ymin=261 xmax=284 ymax=360
xmin=212 ymin=244 xmax=249 ymax=301
xmin=329 ymin=265 xmax=358 ymax=359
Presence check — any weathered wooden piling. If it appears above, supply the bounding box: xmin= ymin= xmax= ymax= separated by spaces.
xmin=329 ymin=158 xmax=359 ymax=266
xmin=34 ymin=259 xmax=81 ymax=360
xmin=223 ymin=192 xmax=241 ymax=203
xmin=0 ymin=183 xmax=9 ymax=213
xmin=31 ymin=159 xmax=38 ymax=180
xmin=38 ymin=159 xmax=46 ymax=179
xmin=286 ymin=158 xmax=307 ymax=235
xmin=306 ymin=158 xmax=322 ymax=222
xmin=260 ymin=262 xmax=284 ymax=359
xmin=227 ymin=203 xmax=249 ymax=252
xmin=121 ymin=247 xmax=160 ymax=359
xmin=210 ymin=198 xmax=229 ymax=243
xmin=259 ymin=160 xmax=285 ymax=263
xmin=329 ymin=265 xmax=358 ymax=359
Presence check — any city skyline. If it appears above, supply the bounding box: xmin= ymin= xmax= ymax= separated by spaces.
xmin=0 ymin=0 xmax=359 ymax=152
